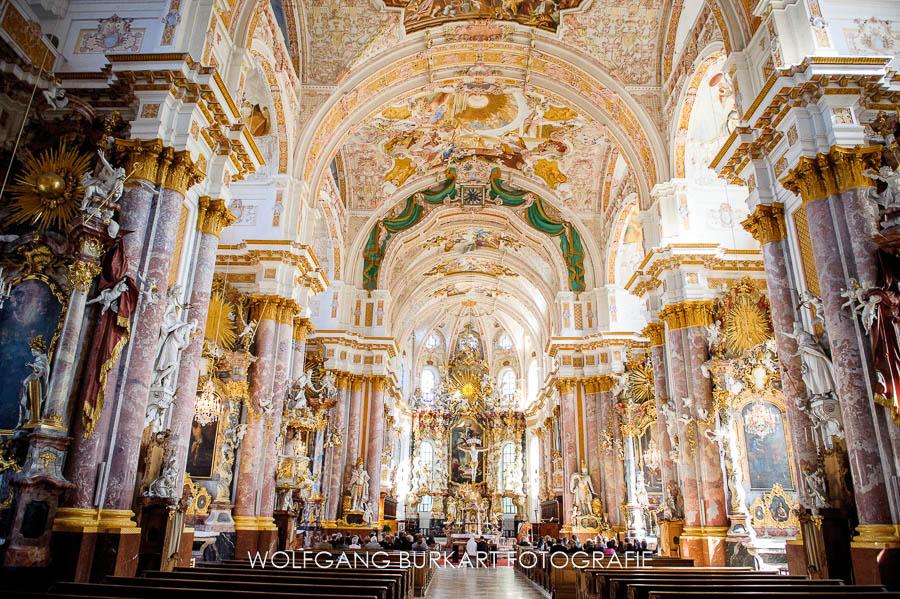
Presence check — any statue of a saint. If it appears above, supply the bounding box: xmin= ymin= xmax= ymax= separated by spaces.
xmin=569 ymin=462 xmax=596 ymax=517
xmin=19 ymin=337 xmax=50 ymax=428
xmin=349 ymin=457 xmax=370 ymax=511
xmin=785 ymin=321 xmax=836 ymax=397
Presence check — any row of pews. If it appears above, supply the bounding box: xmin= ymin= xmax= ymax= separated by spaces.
xmin=575 ymin=566 xmax=900 ymax=599
xmin=8 ymin=551 xmax=433 ymax=599
xmin=514 ymin=547 xmax=900 ymax=599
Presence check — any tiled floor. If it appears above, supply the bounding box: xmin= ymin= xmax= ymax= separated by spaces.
xmin=426 ymin=565 xmax=550 ymax=598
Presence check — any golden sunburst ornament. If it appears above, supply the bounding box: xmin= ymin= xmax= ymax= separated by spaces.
xmin=205 ymin=293 xmax=238 ymax=350
xmin=724 ymin=293 xmax=770 ymax=357
xmin=8 ymin=143 xmax=92 ymax=231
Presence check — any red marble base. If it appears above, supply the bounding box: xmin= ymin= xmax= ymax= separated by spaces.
xmin=680 ymin=536 xmax=726 ymax=566
xmin=851 ymin=546 xmax=900 ymax=589
xmin=49 ymin=529 xmax=140 ymax=582
xmin=234 ymin=528 xmax=260 ymax=559
xmin=178 ymin=529 xmax=194 ymax=567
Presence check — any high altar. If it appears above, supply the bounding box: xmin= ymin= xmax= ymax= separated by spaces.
xmin=408 ymin=324 xmax=527 ymax=535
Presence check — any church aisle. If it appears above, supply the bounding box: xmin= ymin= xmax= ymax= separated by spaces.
xmin=427 ymin=565 xmax=549 ymax=598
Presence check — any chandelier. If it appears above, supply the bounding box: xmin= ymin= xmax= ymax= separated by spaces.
xmin=744 ymin=401 xmax=778 ymax=437
xmin=194 ymin=379 xmax=221 ymax=426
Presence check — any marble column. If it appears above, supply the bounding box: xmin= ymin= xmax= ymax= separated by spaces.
xmin=291 ymin=319 xmax=312 ymax=377
xmin=596 ymin=379 xmax=617 ymax=523
xmin=170 ymin=198 xmax=235 ymax=493
xmin=258 ymin=307 xmax=296 ymax=549
xmin=55 ymin=141 xmax=202 ymax=580
xmin=643 ymin=323 xmax=677 ymax=508
xmin=782 ymin=150 xmax=899 ymax=578
xmin=366 ymin=377 xmax=386 ymax=517
xmin=62 ymin=182 xmax=157 ymax=510
xmin=325 ymin=375 xmax=350 ymax=521
xmin=660 ymin=319 xmax=702 ymax=546
xmin=343 ymin=377 xmax=365 ymax=492
xmin=742 ymin=204 xmax=819 ymax=498
xmin=612 ymin=411 xmax=627 ymax=529
xmin=557 ymin=380 xmax=578 ymax=527
xmin=102 ymin=184 xmax=188 ymax=511
xmin=685 ymin=316 xmax=728 ymax=566
xmin=584 ymin=380 xmax=603 ymax=502
xmin=233 ymin=299 xmax=280 ymax=555
xmin=103 ymin=147 xmax=205 ymax=512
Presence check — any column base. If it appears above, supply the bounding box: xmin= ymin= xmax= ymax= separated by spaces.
xmin=680 ymin=526 xmax=728 ymax=566
xmin=49 ymin=508 xmax=140 ymax=581
xmin=851 ymin=524 xmax=900 ymax=587
xmin=233 ymin=516 xmax=278 ymax=560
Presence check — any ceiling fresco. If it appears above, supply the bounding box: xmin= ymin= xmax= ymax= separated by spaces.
xmin=343 ymin=75 xmax=627 ymax=214
xmin=383 ymin=0 xmax=587 ymax=33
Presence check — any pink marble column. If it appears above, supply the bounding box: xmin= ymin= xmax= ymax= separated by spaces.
xmin=597 ymin=383 xmax=617 ymax=522
xmin=584 ymin=383 xmax=603 ymax=499
xmin=170 ymin=198 xmax=234 ymax=492
xmin=612 ymin=411 xmax=627 ymax=529
xmin=557 ymin=380 xmax=578 ymax=526
xmin=750 ymin=220 xmax=819 ymax=501
xmin=805 ymin=195 xmax=893 ymax=528
xmin=233 ymin=310 xmax=279 ymax=521
xmin=665 ymin=327 xmax=701 ymax=528
xmin=325 ymin=377 xmax=350 ymax=520
xmin=685 ymin=324 xmax=728 ymax=528
xmin=102 ymin=186 xmax=187 ymax=511
xmin=647 ymin=332 xmax=677 ymax=506
xmin=342 ymin=377 xmax=365 ymax=488
xmin=63 ymin=183 xmax=156 ymax=509
xmin=259 ymin=316 xmax=295 ymax=522
xmin=366 ymin=378 xmax=386 ymax=515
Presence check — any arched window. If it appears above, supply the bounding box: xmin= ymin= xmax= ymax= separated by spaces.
xmin=418 ymin=494 xmax=433 ymax=512
xmin=425 ymin=334 xmax=439 ymax=350
xmin=420 ymin=441 xmax=434 ymax=470
xmin=498 ymin=334 xmax=513 ymax=351
xmin=500 ymin=442 xmax=516 ymax=489
xmin=420 ymin=367 xmax=437 ymax=403
xmin=499 ymin=368 xmax=516 ymax=402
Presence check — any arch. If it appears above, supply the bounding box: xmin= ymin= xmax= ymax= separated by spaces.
xmin=671 ymin=49 xmax=727 ymax=179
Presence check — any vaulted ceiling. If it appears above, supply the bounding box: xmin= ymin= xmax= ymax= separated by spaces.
xmin=274 ymin=0 xmax=751 ymax=343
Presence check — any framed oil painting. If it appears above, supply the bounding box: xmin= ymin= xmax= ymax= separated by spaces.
xmin=0 ymin=278 xmax=63 ymax=432
xmin=742 ymin=401 xmax=793 ymax=490
xmin=450 ymin=416 xmax=485 ymax=485
xmin=186 ymin=413 xmax=223 ymax=479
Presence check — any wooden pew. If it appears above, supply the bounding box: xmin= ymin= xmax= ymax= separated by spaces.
xmin=575 ymin=567 xmax=765 ymax=599
xmin=190 ymin=556 xmax=415 ymax=598
xmin=106 ymin=575 xmax=390 ymax=599
xmin=604 ymin=573 xmax=805 ymax=599
xmin=49 ymin=582 xmax=379 ymax=599
xmin=157 ymin=568 xmax=403 ymax=599
xmin=648 ymin=593 xmax=900 ymax=599
xmin=623 ymin=583 xmax=882 ymax=599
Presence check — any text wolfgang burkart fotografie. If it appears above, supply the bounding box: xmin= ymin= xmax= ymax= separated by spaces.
xmin=248 ymin=550 xmax=650 ymax=569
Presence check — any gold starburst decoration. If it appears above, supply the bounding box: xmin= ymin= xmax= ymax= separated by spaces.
xmin=8 ymin=143 xmax=92 ymax=231
xmin=205 ymin=293 xmax=238 ymax=350
xmin=723 ymin=292 xmax=770 ymax=357
xmin=627 ymin=362 xmax=654 ymax=403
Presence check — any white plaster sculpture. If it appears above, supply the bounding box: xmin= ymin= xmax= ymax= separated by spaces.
xmin=18 ymin=344 xmax=50 ymax=428
xmin=569 ymin=464 xmax=596 ymax=517
xmin=86 ymin=278 xmax=129 ymax=315
xmin=349 ymin=459 xmax=370 ymax=511
xmin=785 ymin=321 xmax=837 ymax=398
